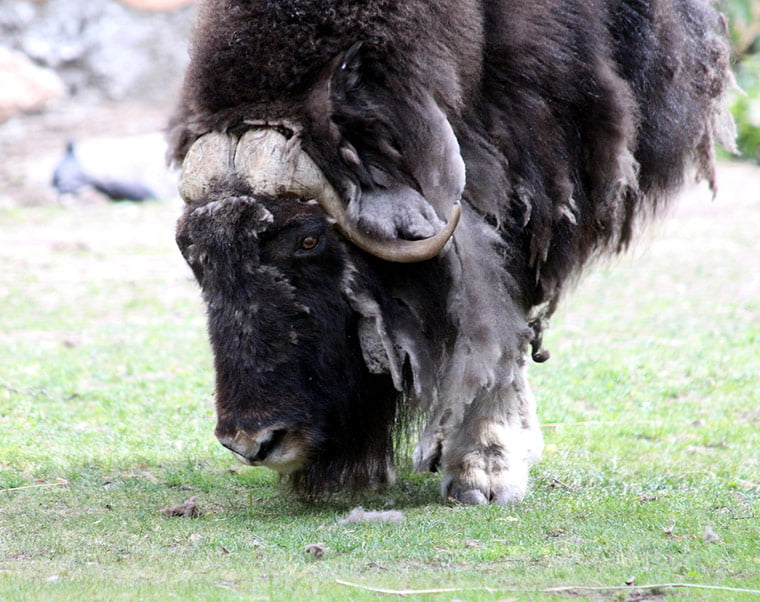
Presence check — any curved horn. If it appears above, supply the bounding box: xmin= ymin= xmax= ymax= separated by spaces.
xmin=234 ymin=128 xmax=460 ymax=263
xmin=320 ymin=188 xmax=461 ymax=263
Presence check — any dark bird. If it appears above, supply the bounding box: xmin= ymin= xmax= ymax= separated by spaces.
xmin=51 ymin=141 xmax=156 ymax=202
xmin=51 ymin=141 xmax=89 ymax=196
xmin=89 ymin=178 xmax=156 ymax=202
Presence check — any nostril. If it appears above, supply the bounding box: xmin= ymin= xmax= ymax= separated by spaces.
xmin=219 ymin=440 xmax=238 ymax=453
xmin=252 ymin=428 xmax=287 ymax=462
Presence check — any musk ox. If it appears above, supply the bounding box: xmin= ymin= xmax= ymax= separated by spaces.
xmin=168 ymin=0 xmax=735 ymax=504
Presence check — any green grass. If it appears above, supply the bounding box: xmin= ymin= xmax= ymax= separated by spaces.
xmin=1 ymin=167 xmax=759 ymax=601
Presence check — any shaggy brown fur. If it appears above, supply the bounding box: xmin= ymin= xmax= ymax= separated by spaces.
xmin=170 ymin=0 xmax=732 ymax=327
xmin=169 ymin=0 xmax=734 ymax=499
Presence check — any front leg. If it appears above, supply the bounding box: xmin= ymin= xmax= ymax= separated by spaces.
xmin=440 ymin=363 xmax=543 ymax=505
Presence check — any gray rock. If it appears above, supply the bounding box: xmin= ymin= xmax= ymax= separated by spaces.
xmin=0 ymin=46 xmax=65 ymax=122
xmin=0 ymin=0 xmax=195 ymax=102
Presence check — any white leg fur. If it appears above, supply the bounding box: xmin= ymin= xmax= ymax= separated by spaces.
xmin=439 ymin=362 xmax=543 ymax=505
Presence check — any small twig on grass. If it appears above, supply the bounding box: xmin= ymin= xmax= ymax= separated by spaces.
xmin=544 ymin=583 xmax=760 ymax=595
xmin=334 ymin=580 xmax=500 ymax=596
xmin=1 ymin=382 xmax=56 ymax=401
xmin=335 ymin=579 xmax=760 ymax=597
xmin=549 ymin=478 xmax=574 ymax=491
xmin=1 ymin=480 xmax=69 ymax=493
xmin=733 ymin=478 xmax=760 ymax=491
xmin=541 ymin=419 xmax=661 ymax=428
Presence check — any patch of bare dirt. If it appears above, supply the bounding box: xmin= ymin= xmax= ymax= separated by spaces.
xmin=550 ymin=586 xmax=669 ymax=601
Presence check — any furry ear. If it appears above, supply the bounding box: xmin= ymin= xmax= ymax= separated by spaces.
xmin=304 ymin=43 xmax=465 ymax=242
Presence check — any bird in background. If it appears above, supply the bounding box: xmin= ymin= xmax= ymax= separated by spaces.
xmin=51 ymin=141 xmax=156 ymax=202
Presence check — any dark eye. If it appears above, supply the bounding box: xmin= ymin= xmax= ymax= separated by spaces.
xmin=300 ymin=235 xmax=319 ymax=251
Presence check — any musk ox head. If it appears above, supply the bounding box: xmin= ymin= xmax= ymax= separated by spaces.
xmin=176 ymin=106 xmax=463 ymax=493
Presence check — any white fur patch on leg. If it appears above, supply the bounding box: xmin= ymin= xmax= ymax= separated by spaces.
xmin=439 ymin=364 xmax=543 ymax=505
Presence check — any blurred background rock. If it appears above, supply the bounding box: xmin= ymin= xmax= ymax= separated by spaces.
xmin=0 ymin=0 xmax=196 ymax=207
